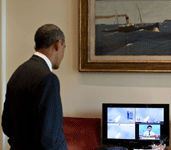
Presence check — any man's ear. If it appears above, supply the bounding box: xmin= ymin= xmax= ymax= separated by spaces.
xmin=54 ymin=40 xmax=62 ymax=51
xmin=34 ymin=45 xmax=37 ymax=51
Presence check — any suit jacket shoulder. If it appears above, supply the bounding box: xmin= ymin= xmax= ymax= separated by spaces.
xmin=7 ymin=55 xmax=53 ymax=91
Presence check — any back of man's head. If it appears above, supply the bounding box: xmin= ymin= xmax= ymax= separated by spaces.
xmin=34 ymin=24 xmax=65 ymax=50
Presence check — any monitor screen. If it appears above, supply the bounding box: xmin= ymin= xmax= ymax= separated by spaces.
xmin=102 ymin=103 xmax=169 ymax=148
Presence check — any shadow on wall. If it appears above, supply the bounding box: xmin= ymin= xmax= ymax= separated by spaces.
xmin=78 ymin=72 xmax=171 ymax=88
xmin=64 ymin=110 xmax=102 ymax=120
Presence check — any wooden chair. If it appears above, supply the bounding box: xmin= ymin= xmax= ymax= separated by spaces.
xmin=63 ymin=117 xmax=101 ymax=150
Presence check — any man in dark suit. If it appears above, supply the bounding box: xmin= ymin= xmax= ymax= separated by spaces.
xmin=1 ymin=24 xmax=68 ymax=150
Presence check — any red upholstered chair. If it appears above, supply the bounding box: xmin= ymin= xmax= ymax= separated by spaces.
xmin=63 ymin=117 xmax=101 ymax=150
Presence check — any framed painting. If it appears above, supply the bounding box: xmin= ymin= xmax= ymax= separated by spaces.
xmin=79 ymin=0 xmax=171 ymax=72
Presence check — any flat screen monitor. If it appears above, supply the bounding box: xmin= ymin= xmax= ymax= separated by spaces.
xmin=102 ymin=103 xmax=169 ymax=148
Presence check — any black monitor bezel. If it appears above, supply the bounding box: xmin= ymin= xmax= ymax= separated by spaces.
xmin=102 ymin=103 xmax=169 ymax=148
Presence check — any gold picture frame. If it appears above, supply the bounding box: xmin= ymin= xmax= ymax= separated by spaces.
xmin=79 ymin=0 xmax=171 ymax=72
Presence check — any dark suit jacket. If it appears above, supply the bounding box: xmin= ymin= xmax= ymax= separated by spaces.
xmin=1 ymin=55 xmax=68 ymax=150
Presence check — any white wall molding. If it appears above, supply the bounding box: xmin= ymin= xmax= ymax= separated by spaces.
xmin=0 ymin=0 xmax=7 ymax=150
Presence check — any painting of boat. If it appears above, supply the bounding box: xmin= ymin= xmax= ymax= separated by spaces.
xmin=97 ymin=5 xmax=160 ymax=33
xmin=94 ymin=1 xmax=171 ymax=56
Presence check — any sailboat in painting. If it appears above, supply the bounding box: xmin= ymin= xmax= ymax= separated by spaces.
xmin=96 ymin=4 xmax=160 ymax=33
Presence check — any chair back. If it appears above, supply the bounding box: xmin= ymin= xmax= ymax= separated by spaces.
xmin=63 ymin=117 xmax=101 ymax=150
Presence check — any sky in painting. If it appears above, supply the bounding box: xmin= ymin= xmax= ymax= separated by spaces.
xmin=95 ymin=0 xmax=171 ymax=24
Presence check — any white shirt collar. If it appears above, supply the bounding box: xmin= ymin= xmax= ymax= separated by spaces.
xmin=34 ymin=52 xmax=52 ymax=72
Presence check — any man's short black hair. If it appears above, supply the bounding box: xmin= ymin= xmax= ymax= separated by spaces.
xmin=34 ymin=24 xmax=65 ymax=50
xmin=147 ymin=125 xmax=152 ymax=128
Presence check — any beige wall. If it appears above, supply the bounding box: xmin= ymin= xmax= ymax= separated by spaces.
xmin=0 ymin=1 xmax=2 ymax=149
xmin=1 ymin=0 xmax=171 ymax=149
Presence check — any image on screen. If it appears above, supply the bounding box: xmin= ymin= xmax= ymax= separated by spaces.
xmin=107 ymin=108 xmax=136 ymax=124
xmin=135 ymin=108 xmax=164 ymax=123
xmin=139 ymin=124 xmax=160 ymax=140
xmin=108 ymin=124 xmax=135 ymax=139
